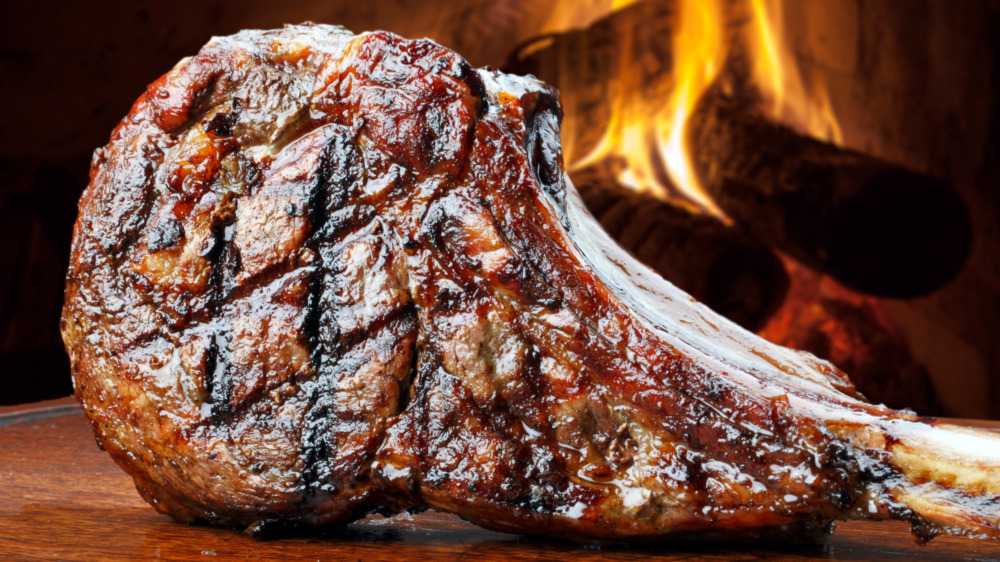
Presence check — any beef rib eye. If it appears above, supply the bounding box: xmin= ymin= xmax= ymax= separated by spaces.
xmin=61 ymin=24 xmax=1000 ymax=542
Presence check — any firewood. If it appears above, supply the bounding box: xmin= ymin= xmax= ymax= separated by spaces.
xmin=688 ymin=89 xmax=972 ymax=297
xmin=506 ymin=2 xmax=972 ymax=298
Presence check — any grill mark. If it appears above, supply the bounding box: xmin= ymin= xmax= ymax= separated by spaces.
xmin=214 ymin=259 xmax=302 ymax=304
xmin=300 ymin=375 xmax=334 ymax=496
xmin=312 ymin=126 xmax=366 ymax=244
xmin=202 ymin=210 xmax=238 ymax=419
xmin=200 ymin=125 xmax=366 ymax=426
xmin=204 ymin=98 xmax=243 ymax=137
xmin=297 ymin=250 xmax=328 ymax=492
xmin=103 ymin=155 xmax=160 ymax=260
xmin=297 ymin=229 xmax=417 ymax=499
xmin=329 ymin=302 xmax=413 ymax=356
xmin=308 ymin=126 xmax=351 ymax=236
xmin=299 ymin=126 xmax=364 ymax=499
xmin=204 ymin=331 xmax=232 ymax=414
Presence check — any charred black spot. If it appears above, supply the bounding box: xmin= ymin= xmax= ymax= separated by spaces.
xmin=204 ymin=100 xmax=243 ymax=137
xmin=201 ymin=201 xmax=238 ymax=419
xmin=183 ymin=74 xmax=223 ymax=134
xmin=433 ymin=287 xmax=464 ymax=313
xmin=145 ymin=219 xmax=183 ymax=252
xmin=523 ymin=93 xmax=566 ymax=224
xmin=458 ymin=61 xmax=489 ymax=120
xmin=311 ymin=126 xmax=364 ymax=242
xmin=204 ymin=331 xmax=232 ymax=418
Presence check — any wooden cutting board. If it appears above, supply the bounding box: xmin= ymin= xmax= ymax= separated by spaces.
xmin=2 ymin=397 xmax=999 ymax=561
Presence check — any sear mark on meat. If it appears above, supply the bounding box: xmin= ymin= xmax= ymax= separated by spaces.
xmin=61 ymin=24 xmax=1000 ymax=543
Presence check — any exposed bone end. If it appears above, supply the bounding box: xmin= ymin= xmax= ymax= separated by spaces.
xmin=887 ymin=424 xmax=1000 ymax=541
xmin=828 ymin=416 xmax=1000 ymax=540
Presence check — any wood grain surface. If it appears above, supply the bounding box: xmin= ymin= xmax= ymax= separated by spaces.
xmin=2 ymin=397 xmax=999 ymax=561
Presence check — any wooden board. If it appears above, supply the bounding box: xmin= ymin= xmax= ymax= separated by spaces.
xmin=2 ymin=397 xmax=999 ymax=561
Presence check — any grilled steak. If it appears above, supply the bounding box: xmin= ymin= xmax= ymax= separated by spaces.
xmin=61 ymin=24 xmax=1000 ymax=542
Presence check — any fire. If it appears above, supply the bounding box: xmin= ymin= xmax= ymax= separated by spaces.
xmin=571 ymin=1 xmax=727 ymax=217
xmin=537 ymin=0 xmax=644 ymax=38
xmin=566 ymin=0 xmax=843 ymax=212
xmin=661 ymin=1 xmax=727 ymax=215
xmin=748 ymin=0 xmax=843 ymax=144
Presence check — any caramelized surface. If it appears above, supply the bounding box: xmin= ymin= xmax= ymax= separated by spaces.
xmin=61 ymin=24 xmax=999 ymax=542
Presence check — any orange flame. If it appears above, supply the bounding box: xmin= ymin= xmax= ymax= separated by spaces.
xmin=571 ymin=1 xmax=727 ymax=217
xmin=566 ymin=0 xmax=842 ymax=214
xmin=536 ymin=0 xmax=644 ymax=38
xmin=748 ymin=0 xmax=842 ymax=144
xmin=661 ymin=0 xmax=727 ymax=215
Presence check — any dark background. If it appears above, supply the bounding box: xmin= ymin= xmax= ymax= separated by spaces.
xmin=2 ymin=1 xmax=1000 ymax=413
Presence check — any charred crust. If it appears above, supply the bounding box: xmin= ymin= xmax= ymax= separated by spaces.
xmin=522 ymin=91 xmax=566 ymax=222
xmin=203 ymin=332 xmax=232 ymax=418
xmin=186 ymin=74 xmax=224 ymax=132
xmin=204 ymin=99 xmax=243 ymax=137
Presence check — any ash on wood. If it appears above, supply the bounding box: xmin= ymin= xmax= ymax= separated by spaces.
xmin=573 ymin=169 xmax=788 ymax=331
xmin=688 ymin=90 xmax=973 ymax=298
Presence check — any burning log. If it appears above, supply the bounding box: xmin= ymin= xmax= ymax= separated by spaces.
xmin=572 ymin=168 xmax=788 ymax=331
xmin=505 ymin=1 xmax=973 ymax=298
xmin=502 ymin=0 xmax=991 ymax=416
xmin=688 ymin=90 xmax=973 ymax=298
